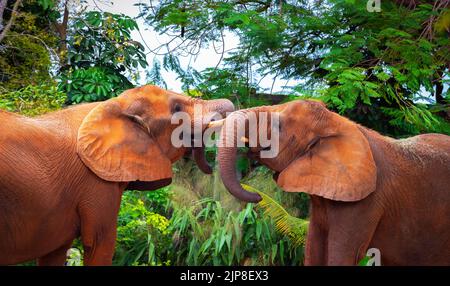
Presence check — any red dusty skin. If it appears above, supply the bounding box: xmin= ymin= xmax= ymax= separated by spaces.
xmin=217 ymin=110 xmax=262 ymax=203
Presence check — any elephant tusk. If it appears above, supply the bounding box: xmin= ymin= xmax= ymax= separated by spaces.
xmin=240 ymin=136 xmax=249 ymax=143
xmin=207 ymin=119 xmax=225 ymax=128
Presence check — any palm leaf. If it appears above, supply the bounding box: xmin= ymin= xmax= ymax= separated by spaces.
xmin=241 ymin=184 xmax=309 ymax=247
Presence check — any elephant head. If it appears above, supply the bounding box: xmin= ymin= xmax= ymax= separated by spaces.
xmin=217 ymin=100 xmax=377 ymax=203
xmin=77 ymin=85 xmax=234 ymax=188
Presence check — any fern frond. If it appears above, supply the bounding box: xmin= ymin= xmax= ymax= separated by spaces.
xmin=241 ymin=184 xmax=309 ymax=247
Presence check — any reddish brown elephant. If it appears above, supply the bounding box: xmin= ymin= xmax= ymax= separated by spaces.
xmin=216 ymin=100 xmax=450 ymax=265
xmin=0 ymin=85 xmax=233 ymax=265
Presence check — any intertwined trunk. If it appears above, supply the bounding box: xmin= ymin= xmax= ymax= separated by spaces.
xmin=217 ymin=108 xmax=263 ymax=203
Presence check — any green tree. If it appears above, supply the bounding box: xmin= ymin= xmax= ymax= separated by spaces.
xmin=139 ymin=0 xmax=450 ymax=136
xmin=58 ymin=11 xmax=148 ymax=103
xmin=0 ymin=0 xmax=59 ymax=93
xmin=0 ymin=1 xmax=148 ymax=103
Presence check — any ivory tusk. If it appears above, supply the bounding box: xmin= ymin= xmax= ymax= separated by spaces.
xmin=207 ymin=119 xmax=225 ymax=128
xmin=240 ymin=136 xmax=249 ymax=143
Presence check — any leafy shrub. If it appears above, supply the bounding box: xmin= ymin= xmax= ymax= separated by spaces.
xmin=142 ymin=187 xmax=173 ymax=214
xmin=114 ymin=192 xmax=172 ymax=266
xmin=169 ymin=198 xmax=304 ymax=266
xmin=242 ymin=184 xmax=309 ymax=247
xmin=66 ymin=248 xmax=83 ymax=266
xmin=0 ymin=83 xmax=66 ymax=116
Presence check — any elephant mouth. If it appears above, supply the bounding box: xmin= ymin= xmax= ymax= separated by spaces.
xmin=187 ymin=117 xmax=219 ymax=174
xmin=243 ymin=134 xmax=313 ymax=177
xmin=180 ymin=97 xmax=235 ymax=175
xmin=244 ymin=135 xmax=292 ymax=168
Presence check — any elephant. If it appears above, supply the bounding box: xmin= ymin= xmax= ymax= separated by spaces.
xmin=0 ymin=85 xmax=234 ymax=266
xmin=215 ymin=99 xmax=450 ymax=266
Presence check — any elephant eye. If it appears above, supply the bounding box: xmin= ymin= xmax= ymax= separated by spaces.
xmin=172 ymin=103 xmax=182 ymax=113
xmin=306 ymin=137 xmax=320 ymax=151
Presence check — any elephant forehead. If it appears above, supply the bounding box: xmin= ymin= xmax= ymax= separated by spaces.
xmin=141 ymin=95 xmax=172 ymax=116
xmin=122 ymin=86 xmax=171 ymax=113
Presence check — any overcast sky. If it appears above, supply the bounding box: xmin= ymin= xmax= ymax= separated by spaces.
xmin=85 ymin=0 xmax=291 ymax=93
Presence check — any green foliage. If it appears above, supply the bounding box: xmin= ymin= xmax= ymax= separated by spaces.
xmin=242 ymin=184 xmax=308 ymax=247
xmin=169 ymin=198 xmax=304 ymax=266
xmin=194 ymin=68 xmax=271 ymax=108
xmin=143 ymin=186 xmax=173 ymax=214
xmin=0 ymin=83 xmax=66 ymax=116
xmin=36 ymin=0 xmax=55 ymax=11
xmin=66 ymin=248 xmax=83 ymax=266
xmin=58 ymin=66 xmax=132 ymax=103
xmin=358 ymin=256 xmax=372 ymax=266
xmin=115 ymin=192 xmax=172 ymax=266
xmin=313 ymin=2 xmax=450 ymax=136
xmin=58 ymin=11 xmax=147 ymax=103
xmin=146 ymin=59 xmax=167 ymax=89
xmin=0 ymin=1 xmax=59 ymax=93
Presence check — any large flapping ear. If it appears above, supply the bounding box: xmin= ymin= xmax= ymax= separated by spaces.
xmin=277 ymin=114 xmax=377 ymax=202
xmin=77 ymin=96 xmax=172 ymax=183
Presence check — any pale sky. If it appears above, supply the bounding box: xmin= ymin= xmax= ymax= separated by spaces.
xmin=85 ymin=0 xmax=292 ymax=93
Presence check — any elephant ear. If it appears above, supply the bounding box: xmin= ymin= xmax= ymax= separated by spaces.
xmin=77 ymin=97 xmax=172 ymax=183
xmin=277 ymin=116 xmax=377 ymax=202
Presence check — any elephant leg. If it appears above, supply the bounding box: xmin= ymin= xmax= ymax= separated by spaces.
xmin=326 ymin=232 xmax=367 ymax=265
xmin=325 ymin=200 xmax=381 ymax=266
xmin=79 ymin=186 xmax=123 ymax=266
xmin=37 ymin=241 xmax=72 ymax=266
xmin=304 ymin=196 xmax=328 ymax=265
xmin=81 ymin=227 xmax=117 ymax=266
xmin=80 ymin=208 xmax=119 ymax=266
xmin=304 ymin=219 xmax=327 ymax=265
xmin=326 ymin=232 xmax=377 ymax=265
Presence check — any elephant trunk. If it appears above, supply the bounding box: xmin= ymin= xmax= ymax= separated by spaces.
xmin=205 ymin=99 xmax=235 ymax=118
xmin=217 ymin=110 xmax=262 ymax=203
xmin=192 ymin=145 xmax=212 ymax=174
xmin=193 ymin=98 xmax=235 ymax=174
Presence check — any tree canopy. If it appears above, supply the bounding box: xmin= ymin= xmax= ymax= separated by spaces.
xmin=0 ymin=0 xmax=147 ymax=103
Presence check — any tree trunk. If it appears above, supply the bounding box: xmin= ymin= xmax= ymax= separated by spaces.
xmin=0 ymin=0 xmax=8 ymax=31
xmin=54 ymin=1 xmax=70 ymax=65
xmin=435 ymin=69 xmax=445 ymax=105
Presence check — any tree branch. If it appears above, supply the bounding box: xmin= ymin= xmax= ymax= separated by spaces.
xmin=0 ymin=0 xmax=22 ymax=43
xmin=54 ymin=0 xmax=70 ymax=57
xmin=0 ymin=0 xmax=8 ymax=30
